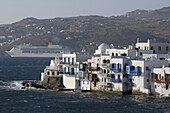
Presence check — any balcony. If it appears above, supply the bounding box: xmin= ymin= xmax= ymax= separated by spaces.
xmin=151 ymin=79 xmax=170 ymax=83
xmin=60 ymin=62 xmax=75 ymax=66
xmin=110 ymin=78 xmax=121 ymax=82
xmin=63 ymin=72 xmax=75 ymax=75
xmin=110 ymin=68 xmax=121 ymax=73
xmin=110 ymin=63 xmax=121 ymax=73
xmin=125 ymin=66 xmax=141 ymax=75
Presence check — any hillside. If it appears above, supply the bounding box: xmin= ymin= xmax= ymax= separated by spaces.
xmin=0 ymin=6 xmax=170 ymax=55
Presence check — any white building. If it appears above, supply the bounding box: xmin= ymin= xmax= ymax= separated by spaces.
xmin=150 ymin=66 xmax=170 ymax=96
xmin=40 ymin=39 xmax=170 ymax=96
xmin=136 ymin=38 xmax=170 ymax=54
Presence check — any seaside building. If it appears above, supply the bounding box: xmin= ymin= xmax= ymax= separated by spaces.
xmin=40 ymin=39 xmax=170 ymax=96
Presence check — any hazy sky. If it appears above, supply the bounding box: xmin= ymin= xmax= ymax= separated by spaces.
xmin=0 ymin=0 xmax=170 ymax=24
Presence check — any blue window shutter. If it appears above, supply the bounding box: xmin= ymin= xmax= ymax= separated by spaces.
xmin=64 ymin=67 xmax=66 ymax=73
xmin=72 ymin=58 xmax=74 ymax=64
xmin=68 ymin=58 xmax=70 ymax=63
xmin=118 ymin=74 xmax=120 ymax=80
xmin=79 ymin=81 xmax=81 ymax=86
xmin=113 ymin=74 xmax=115 ymax=79
xmin=119 ymin=64 xmax=121 ymax=70
xmin=112 ymin=63 xmax=114 ymax=68
xmin=59 ymin=57 xmax=62 ymax=60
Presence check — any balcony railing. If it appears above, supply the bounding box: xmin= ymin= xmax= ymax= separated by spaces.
xmin=110 ymin=68 xmax=121 ymax=73
xmin=62 ymin=72 xmax=75 ymax=75
xmin=110 ymin=78 xmax=122 ymax=82
xmin=60 ymin=62 xmax=75 ymax=65
xmin=125 ymin=66 xmax=141 ymax=75
xmin=151 ymin=79 xmax=170 ymax=83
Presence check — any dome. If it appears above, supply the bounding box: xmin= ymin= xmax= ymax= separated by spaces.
xmin=98 ymin=43 xmax=110 ymax=53
xmin=110 ymin=44 xmax=114 ymax=49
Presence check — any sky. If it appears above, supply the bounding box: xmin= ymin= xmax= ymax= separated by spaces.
xmin=0 ymin=0 xmax=170 ymax=24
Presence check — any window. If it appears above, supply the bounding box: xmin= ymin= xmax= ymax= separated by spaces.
xmin=71 ymin=68 xmax=74 ymax=74
xmin=104 ymin=70 xmax=106 ymax=74
xmin=72 ymin=58 xmax=74 ymax=64
xmin=87 ymin=81 xmax=89 ymax=85
xmin=83 ymin=81 xmax=85 ymax=85
xmin=59 ymin=57 xmax=62 ymax=60
xmin=147 ymin=79 xmax=149 ymax=82
xmin=52 ymin=71 xmax=55 ymax=75
xmin=146 ymin=67 xmax=149 ymax=71
xmin=166 ymin=84 xmax=169 ymax=90
xmin=166 ymin=46 xmax=169 ymax=51
xmin=64 ymin=67 xmax=66 ymax=73
xmin=129 ymin=78 xmax=132 ymax=82
xmin=112 ymin=53 xmax=114 ymax=56
xmin=111 ymin=74 xmax=115 ymax=79
xmin=79 ymin=81 xmax=81 ymax=86
xmin=130 ymin=66 xmax=135 ymax=71
xmin=121 ymin=53 xmax=127 ymax=56
xmin=68 ymin=58 xmax=70 ymax=63
xmin=118 ymin=75 xmax=120 ymax=80
xmin=158 ymin=46 xmax=161 ymax=51
xmin=103 ymin=60 xmax=106 ymax=63
xmin=107 ymin=60 xmax=110 ymax=64
xmin=140 ymin=52 xmax=143 ymax=56
xmin=47 ymin=72 xmax=50 ymax=75
xmin=160 ymin=58 xmax=165 ymax=60
xmin=64 ymin=58 xmax=66 ymax=62
xmin=112 ymin=63 xmax=115 ymax=68
xmin=150 ymin=46 xmax=153 ymax=50
xmin=116 ymin=53 xmax=118 ymax=56
xmin=145 ymin=46 xmax=147 ymax=50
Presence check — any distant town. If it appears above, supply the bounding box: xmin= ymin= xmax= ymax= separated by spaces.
xmin=22 ymin=39 xmax=170 ymax=96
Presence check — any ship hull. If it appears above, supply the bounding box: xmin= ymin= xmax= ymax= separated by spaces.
xmin=5 ymin=44 xmax=72 ymax=58
xmin=6 ymin=51 xmax=62 ymax=58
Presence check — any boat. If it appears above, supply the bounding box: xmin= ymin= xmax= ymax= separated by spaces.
xmin=6 ymin=44 xmax=73 ymax=57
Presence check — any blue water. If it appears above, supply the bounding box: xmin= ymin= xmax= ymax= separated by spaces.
xmin=0 ymin=57 xmax=170 ymax=113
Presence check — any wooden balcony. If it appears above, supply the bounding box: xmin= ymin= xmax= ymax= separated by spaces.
xmin=151 ymin=79 xmax=170 ymax=83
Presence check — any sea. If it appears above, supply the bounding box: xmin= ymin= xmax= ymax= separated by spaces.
xmin=0 ymin=57 xmax=170 ymax=113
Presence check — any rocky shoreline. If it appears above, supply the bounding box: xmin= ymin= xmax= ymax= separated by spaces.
xmin=22 ymin=80 xmax=149 ymax=95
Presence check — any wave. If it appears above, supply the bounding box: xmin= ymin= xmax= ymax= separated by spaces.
xmin=0 ymin=80 xmax=24 ymax=90
xmin=0 ymin=80 xmax=44 ymax=91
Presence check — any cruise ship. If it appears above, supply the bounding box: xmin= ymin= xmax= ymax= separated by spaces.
xmin=6 ymin=44 xmax=73 ymax=57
